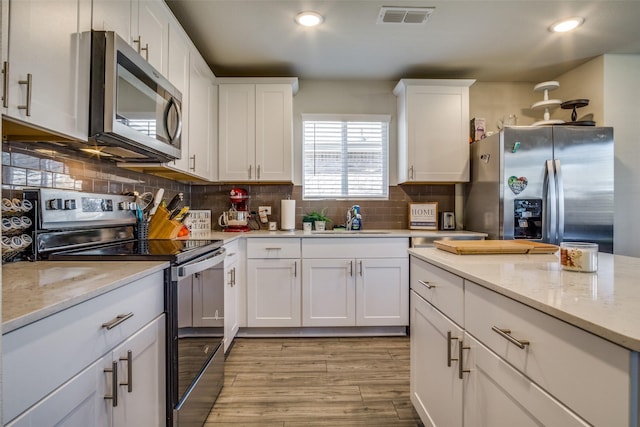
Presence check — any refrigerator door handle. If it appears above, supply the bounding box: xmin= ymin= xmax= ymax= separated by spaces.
xmin=554 ymin=159 xmax=565 ymax=244
xmin=544 ymin=160 xmax=557 ymax=244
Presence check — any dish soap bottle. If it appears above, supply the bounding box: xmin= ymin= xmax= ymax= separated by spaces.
xmin=350 ymin=205 xmax=362 ymax=231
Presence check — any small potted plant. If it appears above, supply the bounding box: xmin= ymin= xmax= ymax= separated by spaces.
xmin=302 ymin=208 xmax=331 ymax=231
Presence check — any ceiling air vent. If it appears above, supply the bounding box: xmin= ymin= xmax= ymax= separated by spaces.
xmin=377 ymin=6 xmax=435 ymax=24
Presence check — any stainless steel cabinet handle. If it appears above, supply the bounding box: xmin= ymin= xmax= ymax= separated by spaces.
xmin=104 ymin=361 xmax=118 ymax=407
xmin=265 ymin=247 xmax=282 ymax=251
xmin=248 ymin=165 xmax=252 ymax=179
xmin=409 ymin=165 xmax=414 ymax=180
xmin=102 ymin=312 xmax=134 ymax=330
xmin=491 ymin=326 xmax=530 ymax=349
xmin=294 ymin=261 xmax=297 ymax=277
xmin=132 ymin=36 xmax=142 ymax=53
xmin=349 ymin=260 xmax=353 ymax=277
xmin=358 ymin=260 xmax=363 ymax=276
xmin=189 ymin=155 xmax=196 ymax=171
xmin=447 ymin=331 xmax=458 ymax=367
xmin=232 ymin=267 xmax=236 ymax=285
xmin=18 ymin=73 xmax=32 ymax=116
xmin=228 ymin=269 xmax=234 ymax=286
xmin=417 ymin=279 xmax=435 ymax=289
xmin=458 ymin=343 xmax=470 ymax=379
xmin=2 ymin=61 xmax=8 ymax=108
xmin=141 ymin=43 xmax=149 ymax=61
xmin=119 ymin=350 xmax=133 ymax=392
xmin=257 ymin=165 xmax=261 ymax=180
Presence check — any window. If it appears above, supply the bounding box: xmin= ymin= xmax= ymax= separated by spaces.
xmin=302 ymin=114 xmax=390 ymax=200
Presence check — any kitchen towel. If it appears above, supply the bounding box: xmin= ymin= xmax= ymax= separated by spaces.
xmin=280 ymin=200 xmax=296 ymax=230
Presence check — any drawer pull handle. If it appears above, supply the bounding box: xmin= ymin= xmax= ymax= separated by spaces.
xmin=104 ymin=361 xmax=118 ymax=407
xmin=458 ymin=344 xmax=470 ymax=379
xmin=2 ymin=61 xmax=8 ymax=108
xmin=18 ymin=73 xmax=32 ymax=116
xmin=119 ymin=350 xmax=133 ymax=392
xmin=447 ymin=331 xmax=458 ymax=367
xmin=417 ymin=279 xmax=435 ymax=289
xmin=491 ymin=326 xmax=530 ymax=349
xmin=102 ymin=312 xmax=134 ymax=330
xmin=265 ymin=247 xmax=282 ymax=251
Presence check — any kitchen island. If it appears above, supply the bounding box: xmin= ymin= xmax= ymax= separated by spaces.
xmin=408 ymin=247 xmax=640 ymax=427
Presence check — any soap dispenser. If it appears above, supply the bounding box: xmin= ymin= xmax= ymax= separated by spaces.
xmin=350 ymin=205 xmax=362 ymax=231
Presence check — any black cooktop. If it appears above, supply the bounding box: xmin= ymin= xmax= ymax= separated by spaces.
xmin=49 ymin=239 xmax=223 ymax=264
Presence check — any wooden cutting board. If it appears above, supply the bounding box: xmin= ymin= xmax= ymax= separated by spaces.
xmin=434 ymin=240 xmax=559 ymax=255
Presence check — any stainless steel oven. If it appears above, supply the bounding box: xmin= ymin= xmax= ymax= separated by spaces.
xmin=24 ymin=189 xmax=226 ymax=427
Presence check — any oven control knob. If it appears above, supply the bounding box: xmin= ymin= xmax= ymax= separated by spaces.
xmin=64 ymin=199 xmax=77 ymax=210
xmin=47 ymin=198 xmax=63 ymax=210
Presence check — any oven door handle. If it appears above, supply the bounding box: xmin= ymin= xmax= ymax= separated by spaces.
xmin=177 ymin=248 xmax=226 ymax=278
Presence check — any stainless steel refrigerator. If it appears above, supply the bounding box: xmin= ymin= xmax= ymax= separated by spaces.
xmin=464 ymin=126 xmax=614 ymax=253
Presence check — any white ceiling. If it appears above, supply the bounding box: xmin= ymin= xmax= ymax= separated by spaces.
xmin=165 ymin=0 xmax=640 ymax=82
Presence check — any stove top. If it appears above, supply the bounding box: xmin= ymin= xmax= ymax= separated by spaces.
xmin=49 ymin=239 xmax=223 ymax=264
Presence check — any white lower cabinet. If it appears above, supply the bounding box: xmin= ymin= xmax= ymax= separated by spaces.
xmin=224 ymin=239 xmax=243 ymax=352
xmin=410 ymin=255 xmax=635 ymax=427
xmin=301 ymin=238 xmax=409 ymax=328
xmin=247 ymin=238 xmax=301 ymax=327
xmin=463 ymin=332 xmax=588 ymax=427
xmin=3 ymin=271 xmax=166 ymax=426
xmin=410 ymin=290 xmax=462 ymax=427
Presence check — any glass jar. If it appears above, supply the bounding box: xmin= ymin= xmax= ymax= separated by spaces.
xmin=560 ymin=242 xmax=598 ymax=272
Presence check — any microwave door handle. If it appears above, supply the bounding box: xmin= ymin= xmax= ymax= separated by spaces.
xmin=544 ymin=159 xmax=557 ymax=244
xmin=555 ymin=159 xmax=565 ymax=244
xmin=164 ymin=97 xmax=182 ymax=143
xmin=177 ymin=249 xmax=226 ymax=278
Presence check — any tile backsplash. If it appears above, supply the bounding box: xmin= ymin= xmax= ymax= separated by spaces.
xmin=2 ymin=141 xmax=455 ymax=231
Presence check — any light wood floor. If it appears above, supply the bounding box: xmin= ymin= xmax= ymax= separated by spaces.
xmin=205 ymin=336 xmax=424 ymax=426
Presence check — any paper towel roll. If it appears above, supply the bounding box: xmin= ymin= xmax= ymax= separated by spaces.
xmin=280 ymin=200 xmax=296 ymax=231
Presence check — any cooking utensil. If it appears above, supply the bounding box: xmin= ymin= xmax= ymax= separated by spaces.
xmin=170 ymin=206 xmax=189 ymax=221
xmin=149 ymin=188 xmax=164 ymax=217
xmin=166 ymin=192 xmax=184 ymax=213
xmin=138 ymin=192 xmax=154 ymax=213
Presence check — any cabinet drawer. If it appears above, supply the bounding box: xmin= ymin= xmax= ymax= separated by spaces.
xmin=224 ymin=239 xmax=241 ymax=261
xmin=302 ymin=238 xmax=408 ymax=258
xmin=465 ymin=282 xmax=633 ymax=427
xmin=247 ymin=237 xmax=300 ymax=258
xmin=410 ymin=257 xmax=463 ymax=326
xmin=2 ymin=271 xmax=164 ymax=424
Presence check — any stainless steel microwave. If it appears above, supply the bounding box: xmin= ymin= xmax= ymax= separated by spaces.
xmin=89 ymin=31 xmax=182 ymax=162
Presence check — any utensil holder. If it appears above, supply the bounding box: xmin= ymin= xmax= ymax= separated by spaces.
xmin=149 ymin=206 xmax=183 ymax=239
xmin=136 ymin=220 xmax=149 ymax=240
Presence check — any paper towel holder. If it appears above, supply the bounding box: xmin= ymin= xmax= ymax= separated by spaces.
xmin=280 ymin=199 xmax=296 ymax=231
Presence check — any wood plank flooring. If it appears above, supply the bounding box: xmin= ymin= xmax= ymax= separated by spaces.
xmin=205 ymin=336 xmax=424 ymax=426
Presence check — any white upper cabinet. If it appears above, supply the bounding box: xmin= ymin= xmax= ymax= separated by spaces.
xmin=218 ymin=78 xmax=297 ymax=182
xmin=93 ymin=0 xmax=169 ymax=75
xmin=3 ymin=0 xmax=91 ymax=141
xmin=394 ymin=79 xmax=474 ymax=183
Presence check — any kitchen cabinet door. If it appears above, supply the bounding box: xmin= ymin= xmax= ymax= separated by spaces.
xmin=410 ymin=290 xmax=463 ymax=427
xmin=135 ymin=0 xmax=169 ymax=75
xmin=395 ymin=79 xmax=474 ymax=183
xmin=463 ymin=333 xmax=589 ymax=427
xmin=356 ymin=258 xmax=408 ymax=326
xmin=224 ymin=241 xmax=241 ymax=352
xmin=302 ymin=258 xmax=356 ymax=327
xmin=255 ymin=84 xmax=293 ymax=181
xmin=5 ymin=0 xmax=91 ymax=141
xmin=92 ymin=0 xmax=134 ymax=43
xmin=219 ymin=83 xmax=256 ymax=181
xmin=247 ymin=258 xmax=301 ymax=327
xmin=111 ymin=315 xmax=166 ymax=427
xmin=186 ymin=52 xmax=217 ymax=180
xmin=6 ymin=354 xmax=111 ymax=427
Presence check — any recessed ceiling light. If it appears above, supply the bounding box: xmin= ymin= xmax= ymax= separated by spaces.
xmin=549 ymin=17 xmax=585 ymax=33
xmin=295 ymin=11 xmax=323 ymax=27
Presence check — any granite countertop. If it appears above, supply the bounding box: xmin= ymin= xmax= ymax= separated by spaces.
xmin=408 ymin=247 xmax=640 ymax=352
xmin=2 ymin=261 xmax=168 ymax=334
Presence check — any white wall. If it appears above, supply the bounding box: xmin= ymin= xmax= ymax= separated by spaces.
xmin=555 ymin=54 xmax=640 ymax=257
xmin=469 ymin=82 xmax=541 ymax=132
xmin=603 ymin=55 xmax=640 ymax=257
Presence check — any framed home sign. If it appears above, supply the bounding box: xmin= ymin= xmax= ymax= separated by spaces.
xmin=408 ymin=202 xmax=438 ymax=230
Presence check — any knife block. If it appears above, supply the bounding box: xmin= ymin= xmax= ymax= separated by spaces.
xmin=149 ymin=206 xmax=183 ymax=239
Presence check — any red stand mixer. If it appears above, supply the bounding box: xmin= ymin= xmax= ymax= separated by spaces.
xmin=218 ymin=188 xmax=251 ymax=232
